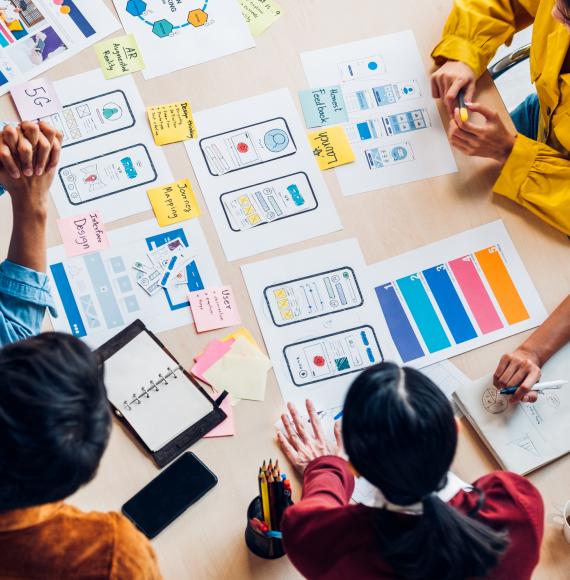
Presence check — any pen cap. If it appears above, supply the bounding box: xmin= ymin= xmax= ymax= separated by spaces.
xmin=245 ymin=496 xmax=285 ymax=560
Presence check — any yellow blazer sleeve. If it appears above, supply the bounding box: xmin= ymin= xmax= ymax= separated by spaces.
xmin=432 ymin=0 xmax=539 ymax=78
xmin=494 ymin=134 xmax=570 ymax=235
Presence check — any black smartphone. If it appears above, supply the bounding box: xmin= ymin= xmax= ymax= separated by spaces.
xmin=122 ymin=452 xmax=218 ymax=538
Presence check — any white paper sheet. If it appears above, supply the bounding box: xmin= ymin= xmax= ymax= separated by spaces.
xmin=454 ymin=342 xmax=570 ymax=475
xmin=0 ymin=0 xmax=119 ymax=96
xmin=301 ymin=31 xmax=457 ymax=196
xmin=45 ymin=69 xmax=172 ymax=223
xmin=111 ymin=0 xmax=255 ymax=80
xmin=242 ymin=238 xmax=398 ymax=410
xmin=186 ymin=88 xmax=343 ymax=261
xmin=368 ymin=220 xmax=547 ymax=369
xmin=422 ymin=359 xmax=471 ymax=401
xmin=47 ymin=218 xmax=220 ymax=347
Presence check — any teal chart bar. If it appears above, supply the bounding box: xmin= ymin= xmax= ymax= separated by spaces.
xmin=396 ymin=275 xmax=451 ymax=353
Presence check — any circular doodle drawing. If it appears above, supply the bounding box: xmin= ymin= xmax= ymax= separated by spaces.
xmin=264 ymin=129 xmax=289 ymax=152
xmin=482 ymin=388 xmax=508 ymax=414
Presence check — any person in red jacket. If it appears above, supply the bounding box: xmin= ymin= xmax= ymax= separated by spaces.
xmin=277 ymin=362 xmax=544 ymax=580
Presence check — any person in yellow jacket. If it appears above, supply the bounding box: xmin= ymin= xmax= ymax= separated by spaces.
xmin=431 ymin=0 xmax=570 ymax=236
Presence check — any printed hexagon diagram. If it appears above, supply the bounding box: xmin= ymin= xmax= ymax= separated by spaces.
xmin=187 ymin=9 xmax=208 ymax=27
xmin=152 ymin=19 xmax=174 ymax=38
xmin=126 ymin=0 xmax=146 ymax=17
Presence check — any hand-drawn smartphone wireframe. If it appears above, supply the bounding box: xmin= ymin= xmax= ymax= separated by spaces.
xmin=220 ymin=172 xmax=317 ymax=232
xmin=338 ymin=55 xmax=386 ymax=81
xmin=59 ymin=144 xmax=158 ymax=205
xmin=43 ymin=90 xmax=135 ymax=148
xmin=381 ymin=108 xmax=431 ymax=136
xmin=283 ymin=325 xmax=383 ymax=386
xmin=199 ymin=117 xmax=297 ymax=176
xmin=364 ymin=142 xmax=415 ymax=170
xmin=264 ymin=267 xmax=364 ymax=327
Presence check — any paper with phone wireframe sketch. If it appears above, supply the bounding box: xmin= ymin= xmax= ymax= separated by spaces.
xmin=453 ymin=342 xmax=570 ymax=475
xmin=301 ymin=31 xmax=457 ymax=196
xmin=45 ymin=69 xmax=172 ymax=223
xmin=242 ymin=238 xmax=398 ymax=411
xmin=185 ymin=88 xmax=342 ymax=261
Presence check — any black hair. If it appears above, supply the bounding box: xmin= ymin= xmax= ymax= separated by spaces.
xmin=343 ymin=362 xmax=508 ymax=580
xmin=0 ymin=332 xmax=110 ymax=511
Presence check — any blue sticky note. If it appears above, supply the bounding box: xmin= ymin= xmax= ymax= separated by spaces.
xmin=299 ymin=85 xmax=349 ymax=128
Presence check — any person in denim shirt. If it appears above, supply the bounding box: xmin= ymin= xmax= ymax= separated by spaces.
xmin=0 ymin=121 xmax=63 ymax=345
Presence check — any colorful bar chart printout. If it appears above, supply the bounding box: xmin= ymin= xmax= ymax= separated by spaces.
xmin=368 ymin=222 xmax=546 ymax=367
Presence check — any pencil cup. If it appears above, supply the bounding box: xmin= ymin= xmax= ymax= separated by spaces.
xmin=245 ymin=497 xmax=285 ymax=559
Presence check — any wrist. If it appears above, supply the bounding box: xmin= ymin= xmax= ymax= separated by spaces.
xmin=516 ymin=344 xmax=543 ymax=367
xmin=499 ymin=133 xmax=516 ymax=164
xmin=11 ymin=202 xmax=48 ymax=223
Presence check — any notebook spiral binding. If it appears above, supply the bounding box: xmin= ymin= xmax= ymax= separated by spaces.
xmin=122 ymin=364 xmax=183 ymax=412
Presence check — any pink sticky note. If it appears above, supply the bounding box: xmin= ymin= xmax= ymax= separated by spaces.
xmin=204 ymin=394 xmax=235 ymax=438
xmin=191 ymin=339 xmax=235 ymax=382
xmin=188 ymin=286 xmax=241 ymax=333
xmin=57 ymin=211 xmax=109 ymax=257
xmin=10 ymin=78 xmax=62 ymax=121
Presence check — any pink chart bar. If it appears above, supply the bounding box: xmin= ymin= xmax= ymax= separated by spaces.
xmin=448 ymin=256 xmax=503 ymax=334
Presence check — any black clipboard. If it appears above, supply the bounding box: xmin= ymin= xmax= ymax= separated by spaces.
xmin=96 ymin=320 xmax=227 ymax=468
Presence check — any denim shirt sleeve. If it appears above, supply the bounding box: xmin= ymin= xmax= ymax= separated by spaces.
xmin=0 ymin=259 xmax=57 ymax=346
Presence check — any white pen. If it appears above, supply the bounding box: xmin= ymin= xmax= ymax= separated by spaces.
xmin=500 ymin=380 xmax=568 ymax=395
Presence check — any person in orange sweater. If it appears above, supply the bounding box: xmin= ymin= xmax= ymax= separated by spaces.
xmin=277 ymin=362 xmax=544 ymax=580
xmin=0 ymin=125 xmax=161 ymax=579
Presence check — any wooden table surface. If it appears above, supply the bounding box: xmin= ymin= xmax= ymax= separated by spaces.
xmin=1 ymin=1 xmax=570 ymax=578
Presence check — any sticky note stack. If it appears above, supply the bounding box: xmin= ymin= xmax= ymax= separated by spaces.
xmin=191 ymin=329 xmax=272 ymax=402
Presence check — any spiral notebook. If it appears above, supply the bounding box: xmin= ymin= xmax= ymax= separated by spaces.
xmin=453 ymin=343 xmax=570 ymax=475
xmin=97 ymin=320 xmax=227 ymax=467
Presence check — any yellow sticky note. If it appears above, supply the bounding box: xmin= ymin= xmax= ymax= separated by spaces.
xmin=239 ymin=0 xmax=283 ymax=36
xmin=221 ymin=327 xmax=258 ymax=348
xmin=147 ymin=101 xmax=197 ymax=146
xmin=147 ymin=179 xmax=201 ymax=226
xmin=94 ymin=34 xmax=145 ymax=79
xmin=308 ymin=126 xmax=356 ymax=170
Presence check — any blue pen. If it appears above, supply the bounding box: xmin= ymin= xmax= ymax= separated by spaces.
xmin=333 ymin=410 xmax=343 ymax=421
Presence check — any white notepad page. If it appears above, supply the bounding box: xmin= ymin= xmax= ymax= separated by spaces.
xmin=453 ymin=343 xmax=570 ymax=475
xmin=104 ymin=331 xmax=213 ymax=452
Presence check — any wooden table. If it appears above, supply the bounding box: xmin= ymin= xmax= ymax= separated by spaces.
xmin=1 ymin=1 xmax=570 ymax=578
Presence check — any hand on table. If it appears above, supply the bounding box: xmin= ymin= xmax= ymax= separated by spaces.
xmin=493 ymin=348 xmax=542 ymax=403
xmin=431 ymin=60 xmax=477 ymax=115
xmin=0 ymin=121 xmax=63 ymax=215
xmin=448 ymin=102 xmax=516 ymax=163
xmin=277 ymin=400 xmax=344 ymax=475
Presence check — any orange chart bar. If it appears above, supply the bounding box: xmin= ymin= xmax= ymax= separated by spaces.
xmin=474 ymin=247 xmax=529 ymax=325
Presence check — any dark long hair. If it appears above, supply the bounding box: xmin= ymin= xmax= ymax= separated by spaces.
xmin=0 ymin=332 xmax=111 ymax=511
xmin=343 ymin=363 xmax=508 ymax=580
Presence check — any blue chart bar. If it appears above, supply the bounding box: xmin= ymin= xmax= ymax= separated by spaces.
xmin=397 ymin=275 xmax=451 ymax=354
xmin=84 ymin=253 xmax=124 ymax=329
xmin=375 ymin=283 xmax=424 ymax=362
xmin=65 ymin=0 xmax=96 ymax=37
xmin=50 ymin=263 xmax=86 ymax=338
xmin=423 ymin=265 xmax=477 ymax=344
